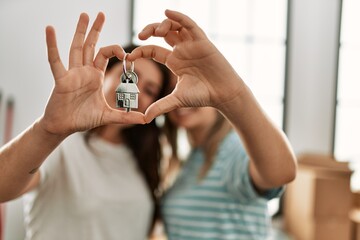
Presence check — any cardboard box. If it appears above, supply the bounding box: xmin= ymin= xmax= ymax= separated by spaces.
xmin=353 ymin=191 xmax=360 ymax=208
xmin=349 ymin=209 xmax=360 ymax=240
xmin=284 ymin=154 xmax=352 ymax=240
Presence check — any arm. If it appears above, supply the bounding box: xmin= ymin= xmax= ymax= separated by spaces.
xmin=128 ymin=10 xmax=297 ymax=191
xmin=0 ymin=121 xmax=62 ymax=202
xmin=0 ymin=12 xmax=145 ymax=202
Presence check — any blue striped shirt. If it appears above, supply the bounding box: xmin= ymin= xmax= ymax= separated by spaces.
xmin=162 ymin=131 xmax=283 ymax=240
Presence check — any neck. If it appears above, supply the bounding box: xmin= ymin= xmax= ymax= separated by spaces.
xmin=187 ymin=125 xmax=212 ymax=148
xmin=98 ymin=125 xmax=124 ymax=144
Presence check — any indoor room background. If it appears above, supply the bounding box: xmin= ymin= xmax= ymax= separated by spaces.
xmin=0 ymin=0 xmax=359 ymax=239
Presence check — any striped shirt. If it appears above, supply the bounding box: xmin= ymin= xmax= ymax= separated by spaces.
xmin=162 ymin=131 xmax=283 ymax=240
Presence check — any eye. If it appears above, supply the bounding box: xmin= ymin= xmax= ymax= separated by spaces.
xmin=143 ymin=86 xmax=159 ymax=99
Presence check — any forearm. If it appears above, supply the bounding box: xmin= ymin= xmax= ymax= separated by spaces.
xmin=218 ymin=80 xmax=297 ymax=189
xmin=0 ymin=117 xmax=66 ymax=202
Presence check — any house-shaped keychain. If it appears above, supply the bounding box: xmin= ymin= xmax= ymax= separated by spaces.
xmin=116 ymin=72 xmax=140 ymax=112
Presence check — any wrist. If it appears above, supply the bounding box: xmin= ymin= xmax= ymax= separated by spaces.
xmin=35 ymin=117 xmax=69 ymax=142
xmin=215 ymin=82 xmax=259 ymax=124
xmin=214 ymin=78 xmax=249 ymax=112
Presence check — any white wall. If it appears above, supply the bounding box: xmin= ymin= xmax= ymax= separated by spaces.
xmin=0 ymin=0 xmax=131 ymax=239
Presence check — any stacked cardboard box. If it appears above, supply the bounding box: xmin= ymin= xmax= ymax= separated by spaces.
xmin=284 ymin=154 xmax=352 ymax=240
xmin=349 ymin=192 xmax=360 ymax=240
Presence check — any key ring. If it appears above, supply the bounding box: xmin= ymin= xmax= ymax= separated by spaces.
xmin=122 ymin=53 xmax=135 ymax=77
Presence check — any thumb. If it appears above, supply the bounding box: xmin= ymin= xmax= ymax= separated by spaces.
xmin=144 ymin=94 xmax=180 ymax=123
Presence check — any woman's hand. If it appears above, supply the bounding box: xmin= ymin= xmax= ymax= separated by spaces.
xmin=128 ymin=10 xmax=245 ymax=122
xmin=42 ymin=12 xmax=145 ymax=136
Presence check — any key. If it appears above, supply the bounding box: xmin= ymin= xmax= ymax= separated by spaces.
xmin=115 ymin=54 xmax=140 ymax=112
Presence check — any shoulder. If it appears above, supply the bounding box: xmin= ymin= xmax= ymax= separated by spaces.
xmin=57 ymin=132 xmax=90 ymax=156
xmin=39 ymin=132 xmax=89 ymax=183
xmin=62 ymin=132 xmax=87 ymax=148
xmin=217 ymin=131 xmax=247 ymax=161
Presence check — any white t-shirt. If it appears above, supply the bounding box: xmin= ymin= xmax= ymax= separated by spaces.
xmin=23 ymin=132 xmax=153 ymax=240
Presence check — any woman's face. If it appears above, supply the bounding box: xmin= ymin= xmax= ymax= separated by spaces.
xmin=103 ymin=58 xmax=163 ymax=113
xmin=168 ymin=107 xmax=218 ymax=131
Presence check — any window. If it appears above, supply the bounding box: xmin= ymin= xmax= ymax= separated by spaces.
xmin=132 ymin=0 xmax=288 ymax=129
xmin=335 ymin=0 xmax=360 ymax=191
xmin=334 ymin=0 xmax=360 ymax=162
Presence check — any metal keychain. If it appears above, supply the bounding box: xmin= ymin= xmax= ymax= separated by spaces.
xmin=115 ymin=54 xmax=139 ymax=112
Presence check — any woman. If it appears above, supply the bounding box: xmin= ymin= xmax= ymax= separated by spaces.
xmin=0 ymin=13 xmax=169 ymax=239
xmin=128 ymin=10 xmax=298 ymax=239
xmin=162 ymin=106 xmax=285 ymax=239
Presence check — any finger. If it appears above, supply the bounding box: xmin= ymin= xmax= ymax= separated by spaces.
xmin=165 ymin=9 xmax=206 ymax=40
xmin=127 ymin=45 xmax=171 ymax=66
xmin=103 ymin=108 xmax=146 ymax=125
xmin=156 ymin=19 xmax=184 ymax=46
xmin=144 ymin=94 xmax=180 ymax=123
xmin=138 ymin=23 xmax=160 ymax=40
xmin=69 ymin=13 xmax=89 ymax=68
xmin=155 ymin=19 xmax=193 ymax=42
xmin=45 ymin=26 xmax=66 ymax=80
xmin=163 ymin=31 xmax=181 ymax=47
xmin=155 ymin=19 xmax=183 ymax=36
xmin=93 ymin=45 xmax=125 ymax=72
xmin=139 ymin=20 xmax=189 ymax=43
xmin=83 ymin=12 xmax=105 ymax=66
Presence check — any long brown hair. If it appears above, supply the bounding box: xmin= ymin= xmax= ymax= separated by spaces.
xmin=198 ymin=112 xmax=233 ymax=179
xmin=86 ymin=44 xmax=170 ymax=233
